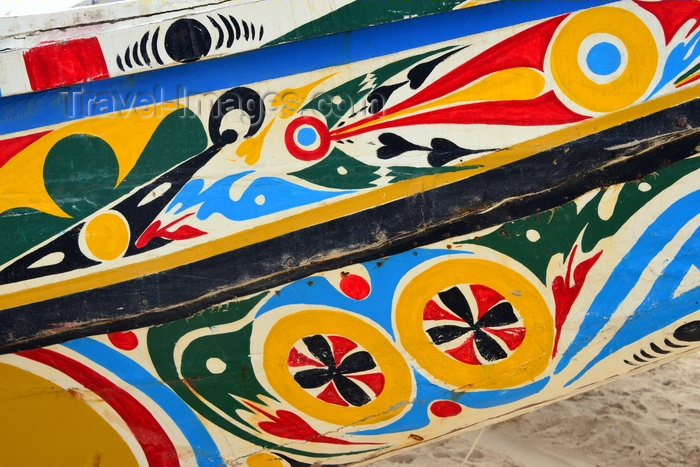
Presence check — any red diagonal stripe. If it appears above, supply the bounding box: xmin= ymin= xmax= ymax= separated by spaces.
xmin=0 ymin=131 xmax=51 ymax=169
xmin=19 ymin=348 xmax=179 ymax=467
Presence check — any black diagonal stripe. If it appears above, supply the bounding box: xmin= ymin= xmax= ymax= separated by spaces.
xmin=3 ymin=97 xmax=698 ymax=354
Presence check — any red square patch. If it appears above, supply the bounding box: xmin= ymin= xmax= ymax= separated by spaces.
xmin=24 ymin=37 xmax=110 ymax=91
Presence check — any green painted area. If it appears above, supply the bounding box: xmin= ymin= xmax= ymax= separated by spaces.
xmin=44 ymin=134 xmax=120 ymax=219
xmin=304 ymin=46 xmax=456 ymax=130
xmin=291 ymin=148 xmax=380 ymax=189
xmin=180 ymin=323 xmax=271 ymax=429
xmin=289 ymin=144 xmax=479 ymax=191
xmin=459 ymin=156 xmax=700 ymax=283
xmin=148 ymin=294 xmax=272 ymax=442
xmin=0 ymin=108 xmax=207 ymax=266
xmin=268 ymin=0 xmax=464 ymax=46
xmin=0 ymin=209 xmax=74 ymax=267
xmin=119 ymin=108 xmax=207 ymax=189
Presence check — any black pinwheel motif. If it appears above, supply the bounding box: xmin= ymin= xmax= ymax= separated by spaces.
xmin=288 ymin=334 xmax=385 ymax=407
xmin=423 ymin=284 xmax=526 ymax=365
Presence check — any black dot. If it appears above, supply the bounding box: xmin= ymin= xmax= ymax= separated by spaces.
xmin=673 ymin=321 xmax=700 ymax=342
xmin=164 ymin=19 xmax=212 ymax=63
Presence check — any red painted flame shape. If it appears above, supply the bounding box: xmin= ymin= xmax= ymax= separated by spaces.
xmin=243 ymin=401 xmax=380 ymax=446
xmin=551 ymin=245 xmax=603 ymax=358
xmin=136 ymin=212 xmax=206 ymax=248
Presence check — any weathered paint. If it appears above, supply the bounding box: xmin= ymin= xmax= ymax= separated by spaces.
xmin=1 ymin=0 xmax=698 ymax=325
xmin=1 ymin=157 xmax=698 ymax=465
xmin=0 ymin=0 xmax=478 ymax=97
xmin=0 ymin=0 xmax=698 ymax=465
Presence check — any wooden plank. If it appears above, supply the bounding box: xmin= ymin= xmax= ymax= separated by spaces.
xmin=0 ymin=151 xmax=698 ymax=465
xmin=0 ymin=1 xmax=699 ymax=464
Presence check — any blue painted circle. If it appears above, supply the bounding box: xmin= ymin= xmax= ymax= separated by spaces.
xmin=297 ymin=127 xmax=318 ymax=147
xmin=586 ymin=42 xmax=622 ymax=76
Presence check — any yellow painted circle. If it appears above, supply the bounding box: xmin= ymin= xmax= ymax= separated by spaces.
xmin=395 ymin=258 xmax=553 ymax=390
xmin=550 ymin=7 xmax=658 ymax=113
xmin=246 ymin=452 xmax=284 ymax=467
xmin=84 ymin=212 xmax=129 ymax=261
xmin=263 ymin=309 xmax=412 ymax=426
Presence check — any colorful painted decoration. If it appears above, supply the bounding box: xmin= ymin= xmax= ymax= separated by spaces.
xmin=1 ymin=153 xmax=698 ymax=465
xmin=0 ymin=0 xmax=699 ymax=465
xmin=4 ymin=0 xmax=700 ymax=314
xmin=422 ymin=284 xmax=527 ymax=365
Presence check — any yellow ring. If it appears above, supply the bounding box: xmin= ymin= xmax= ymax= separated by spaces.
xmin=263 ymin=309 xmax=412 ymax=426
xmin=550 ymin=7 xmax=658 ymax=113
xmin=395 ymin=258 xmax=553 ymax=390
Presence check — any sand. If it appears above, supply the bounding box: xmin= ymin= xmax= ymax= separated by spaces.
xmin=373 ymin=352 xmax=700 ymax=467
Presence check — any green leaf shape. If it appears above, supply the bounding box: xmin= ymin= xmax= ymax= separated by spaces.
xmin=180 ymin=324 xmax=271 ymax=429
xmin=117 ymin=107 xmax=207 ymax=190
xmin=148 ymin=295 xmax=277 ymax=443
xmin=290 ymin=147 xmax=381 ymax=189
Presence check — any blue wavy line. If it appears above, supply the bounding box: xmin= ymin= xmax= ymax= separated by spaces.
xmin=556 ymin=188 xmax=700 ymax=377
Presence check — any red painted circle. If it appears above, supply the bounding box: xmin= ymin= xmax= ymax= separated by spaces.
xmin=339 ymin=274 xmax=371 ymax=300
xmin=430 ymin=400 xmax=463 ymax=418
xmin=284 ymin=116 xmax=331 ymax=161
xmin=108 ymin=331 xmax=139 ymax=351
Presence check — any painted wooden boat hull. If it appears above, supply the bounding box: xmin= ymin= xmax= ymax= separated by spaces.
xmin=0 ymin=1 xmax=698 ymax=465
